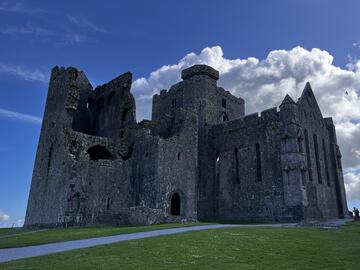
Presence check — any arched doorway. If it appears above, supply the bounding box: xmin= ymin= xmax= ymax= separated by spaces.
xmin=170 ymin=193 xmax=181 ymax=216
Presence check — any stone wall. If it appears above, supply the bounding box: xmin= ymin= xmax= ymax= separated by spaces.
xmin=24 ymin=64 xmax=348 ymax=228
xmin=210 ymin=108 xmax=288 ymax=222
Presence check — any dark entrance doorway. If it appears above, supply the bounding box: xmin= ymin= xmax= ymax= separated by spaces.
xmin=171 ymin=193 xmax=181 ymax=216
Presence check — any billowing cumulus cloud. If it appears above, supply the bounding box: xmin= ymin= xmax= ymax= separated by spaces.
xmin=0 ymin=211 xmax=23 ymax=228
xmin=132 ymin=46 xmax=360 ymax=201
xmin=0 ymin=211 xmax=10 ymax=227
xmin=344 ymin=172 xmax=360 ymax=201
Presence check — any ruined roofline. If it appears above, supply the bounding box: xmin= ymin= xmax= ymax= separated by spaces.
xmin=152 ymin=81 xmax=183 ymax=101
xmin=94 ymin=72 xmax=132 ymax=97
xmin=217 ymin=87 xmax=244 ymax=104
xmin=211 ymin=107 xmax=279 ymax=133
xmin=50 ymin=66 xmax=93 ymax=88
xmin=50 ymin=65 xmax=133 ymax=96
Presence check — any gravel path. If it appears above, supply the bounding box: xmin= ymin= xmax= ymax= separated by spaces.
xmin=0 ymin=223 xmax=296 ymax=263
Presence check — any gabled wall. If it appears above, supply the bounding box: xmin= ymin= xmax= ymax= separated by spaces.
xmin=297 ymin=83 xmax=348 ymax=219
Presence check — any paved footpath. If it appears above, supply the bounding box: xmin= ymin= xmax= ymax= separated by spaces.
xmin=0 ymin=223 xmax=296 ymax=263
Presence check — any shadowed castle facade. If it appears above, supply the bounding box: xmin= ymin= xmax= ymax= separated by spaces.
xmin=24 ymin=64 xmax=348 ymax=227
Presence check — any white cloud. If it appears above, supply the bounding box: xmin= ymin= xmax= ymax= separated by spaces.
xmin=0 ymin=211 xmax=10 ymax=223
xmin=132 ymin=45 xmax=360 ymax=200
xmin=353 ymin=40 xmax=360 ymax=49
xmin=0 ymin=63 xmax=48 ymax=83
xmin=0 ymin=108 xmax=42 ymax=125
xmin=0 ymin=212 xmax=24 ymax=228
xmin=345 ymin=171 xmax=360 ymax=201
xmin=0 ymin=24 xmax=92 ymax=46
xmin=0 ymin=23 xmax=53 ymax=36
xmin=15 ymin=219 xmax=24 ymax=227
xmin=67 ymin=14 xmax=108 ymax=33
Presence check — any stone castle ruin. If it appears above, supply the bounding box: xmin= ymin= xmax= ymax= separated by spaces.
xmin=24 ymin=64 xmax=348 ymax=227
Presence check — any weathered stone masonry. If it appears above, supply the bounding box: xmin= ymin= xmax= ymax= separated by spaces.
xmin=24 ymin=64 xmax=348 ymax=228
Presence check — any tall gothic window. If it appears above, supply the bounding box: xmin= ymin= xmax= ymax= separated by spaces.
xmin=304 ymin=129 xmax=313 ymax=181
xmin=313 ymin=134 xmax=322 ymax=184
xmin=322 ymin=139 xmax=330 ymax=186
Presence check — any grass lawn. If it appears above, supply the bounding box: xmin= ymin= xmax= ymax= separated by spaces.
xmin=0 ymin=223 xmax=209 ymax=249
xmin=0 ymin=228 xmax=27 ymax=237
xmin=1 ymin=221 xmax=359 ymax=270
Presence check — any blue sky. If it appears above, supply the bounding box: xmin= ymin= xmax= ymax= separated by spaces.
xmin=1 ymin=0 xmax=360 ymax=226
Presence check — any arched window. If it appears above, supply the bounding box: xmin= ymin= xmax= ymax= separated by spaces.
xmin=170 ymin=193 xmax=181 ymax=216
xmin=70 ymin=192 xmax=80 ymax=211
xmin=87 ymin=145 xmax=114 ymax=160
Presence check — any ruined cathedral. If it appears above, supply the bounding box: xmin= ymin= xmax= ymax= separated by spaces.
xmin=24 ymin=64 xmax=348 ymax=228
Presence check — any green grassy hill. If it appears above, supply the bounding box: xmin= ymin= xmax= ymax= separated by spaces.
xmin=1 ymin=222 xmax=360 ymax=270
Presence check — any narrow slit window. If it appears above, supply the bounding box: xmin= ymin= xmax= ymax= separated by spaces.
xmin=86 ymin=98 xmax=94 ymax=110
xmin=216 ymin=152 xmax=220 ymax=187
xmin=256 ymin=143 xmax=262 ymax=182
xmin=234 ymin=148 xmax=239 ymax=184
xmin=298 ymin=137 xmax=303 ymax=153
xmin=223 ymin=113 xmax=229 ymax=122
xmin=106 ymin=197 xmax=111 ymax=210
xmin=47 ymin=145 xmax=53 ymax=177
xmin=222 ymin=98 xmax=227 ymax=108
